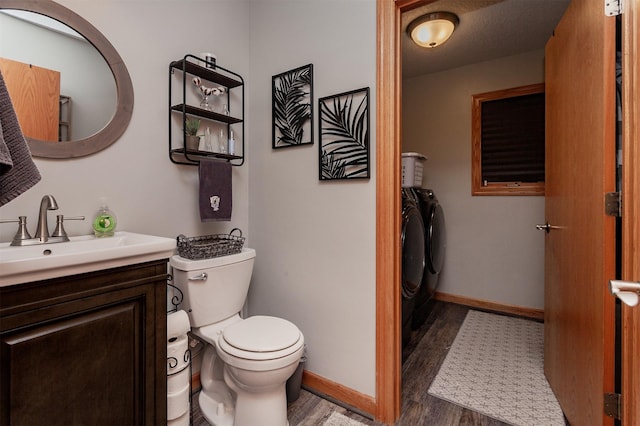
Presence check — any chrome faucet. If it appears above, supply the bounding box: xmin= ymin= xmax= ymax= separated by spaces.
xmin=0 ymin=195 xmax=85 ymax=246
xmin=34 ymin=194 xmax=59 ymax=242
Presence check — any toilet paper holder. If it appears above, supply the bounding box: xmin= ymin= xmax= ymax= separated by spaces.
xmin=166 ymin=293 xmax=192 ymax=424
xmin=167 ymin=346 xmax=192 ymax=424
xmin=167 ymin=275 xmax=185 ymax=314
xmin=163 ymin=273 xmax=194 ymax=424
xmin=167 ymin=343 xmax=191 ymax=371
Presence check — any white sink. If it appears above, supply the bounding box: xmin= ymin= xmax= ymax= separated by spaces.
xmin=0 ymin=231 xmax=176 ymax=287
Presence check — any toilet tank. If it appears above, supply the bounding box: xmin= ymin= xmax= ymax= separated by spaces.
xmin=170 ymin=248 xmax=256 ymax=328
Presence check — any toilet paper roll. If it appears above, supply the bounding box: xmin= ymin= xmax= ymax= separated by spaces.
xmin=167 ymin=334 xmax=189 ymax=373
xmin=167 ymin=382 xmax=190 ymax=420
xmin=167 ymin=407 xmax=190 ymax=426
xmin=167 ymin=310 xmax=191 ymax=340
xmin=167 ymin=366 xmax=190 ymax=393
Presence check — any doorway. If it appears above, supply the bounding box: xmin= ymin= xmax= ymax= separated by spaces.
xmin=375 ymin=0 xmax=639 ymax=424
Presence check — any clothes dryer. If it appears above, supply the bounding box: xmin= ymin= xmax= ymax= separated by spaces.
xmin=401 ymin=188 xmax=425 ymax=348
xmin=410 ymin=189 xmax=446 ymax=330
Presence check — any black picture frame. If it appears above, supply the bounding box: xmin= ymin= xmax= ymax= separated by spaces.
xmin=318 ymin=87 xmax=370 ymax=180
xmin=272 ymin=64 xmax=314 ymax=149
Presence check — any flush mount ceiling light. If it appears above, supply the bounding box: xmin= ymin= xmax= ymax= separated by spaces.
xmin=407 ymin=12 xmax=459 ymax=48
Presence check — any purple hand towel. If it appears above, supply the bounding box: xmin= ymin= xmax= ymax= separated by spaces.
xmin=199 ymin=158 xmax=232 ymax=221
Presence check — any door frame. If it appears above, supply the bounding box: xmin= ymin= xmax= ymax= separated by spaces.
xmin=621 ymin=0 xmax=639 ymax=423
xmin=375 ymin=0 xmax=401 ymax=420
xmin=375 ymin=0 xmax=639 ymax=423
xmin=375 ymin=0 xmax=432 ymax=422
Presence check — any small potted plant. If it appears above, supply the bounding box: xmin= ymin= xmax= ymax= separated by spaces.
xmin=184 ymin=117 xmax=201 ymax=151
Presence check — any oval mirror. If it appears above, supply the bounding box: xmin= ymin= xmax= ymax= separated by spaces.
xmin=0 ymin=0 xmax=133 ymax=158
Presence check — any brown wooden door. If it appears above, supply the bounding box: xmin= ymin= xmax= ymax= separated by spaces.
xmin=0 ymin=57 xmax=60 ymax=142
xmin=543 ymin=0 xmax=617 ymax=425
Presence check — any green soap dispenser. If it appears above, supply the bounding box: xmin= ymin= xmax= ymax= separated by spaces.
xmin=93 ymin=197 xmax=117 ymax=238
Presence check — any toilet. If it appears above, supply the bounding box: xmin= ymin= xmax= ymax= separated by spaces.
xmin=170 ymin=248 xmax=304 ymax=426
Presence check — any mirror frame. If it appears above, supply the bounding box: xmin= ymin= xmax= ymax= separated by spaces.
xmin=0 ymin=0 xmax=134 ymax=158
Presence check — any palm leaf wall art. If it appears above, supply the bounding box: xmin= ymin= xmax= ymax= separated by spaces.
xmin=272 ymin=64 xmax=313 ymax=148
xmin=318 ymin=87 xmax=370 ymax=180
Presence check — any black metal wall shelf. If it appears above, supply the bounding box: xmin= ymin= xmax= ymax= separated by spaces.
xmin=171 ymin=148 xmax=242 ymax=162
xmin=170 ymin=59 xmax=243 ymax=89
xmin=169 ymin=54 xmax=245 ymax=166
xmin=170 ymin=104 xmax=243 ymax=124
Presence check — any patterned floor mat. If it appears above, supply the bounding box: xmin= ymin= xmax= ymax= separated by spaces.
xmin=428 ymin=310 xmax=565 ymax=426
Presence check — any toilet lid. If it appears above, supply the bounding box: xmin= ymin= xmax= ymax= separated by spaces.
xmin=221 ymin=316 xmax=301 ymax=353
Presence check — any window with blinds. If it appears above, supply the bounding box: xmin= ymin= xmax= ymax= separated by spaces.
xmin=472 ymin=83 xmax=545 ymax=196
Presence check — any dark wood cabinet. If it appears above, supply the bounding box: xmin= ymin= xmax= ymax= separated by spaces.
xmin=0 ymin=259 xmax=169 ymax=426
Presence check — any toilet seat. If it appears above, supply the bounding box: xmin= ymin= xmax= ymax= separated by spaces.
xmin=191 ymin=314 xmax=242 ymax=346
xmin=219 ymin=316 xmax=303 ymax=361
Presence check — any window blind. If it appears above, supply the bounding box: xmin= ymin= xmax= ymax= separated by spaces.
xmin=480 ymin=92 xmax=545 ymax=183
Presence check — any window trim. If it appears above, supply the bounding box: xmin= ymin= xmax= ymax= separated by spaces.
xmin=471 ymin=83 xmax=545 ymax=196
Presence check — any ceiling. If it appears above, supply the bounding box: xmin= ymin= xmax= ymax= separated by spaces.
xmin=402 ymin=0 xmax=571 ymax=79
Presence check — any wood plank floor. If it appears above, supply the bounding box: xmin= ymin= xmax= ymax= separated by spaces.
xmin=191 ymin=301 xmax=510 ymax=425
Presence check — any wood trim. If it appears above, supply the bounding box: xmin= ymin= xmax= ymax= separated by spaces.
xmin=621 ymin=0 xmax=639 ymax=423
xmin=393 ymin=0 xmax=425 ymax=13
xmin=191 ymin=372 xmax=201 ymax=393
xmin=377 ymin=0 xmax=437 ymax=423
xmin=471 ymin=182 xmax=545 ymax=196
xmin=376 ymin=0 xmax=402 ymax=423
xmin=471 ymin=83 xmax=545 ymax=196
xmin=302 ymin=370 xmax=376 ymax=416
xmin=433 ymin=292 xmax=544 ymax=321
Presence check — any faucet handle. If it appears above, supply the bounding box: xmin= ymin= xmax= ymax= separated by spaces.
xmin=1 ymin=216 xmax=33 ymax=244
xmin=52 ymin=215 xmax=85 ymax=239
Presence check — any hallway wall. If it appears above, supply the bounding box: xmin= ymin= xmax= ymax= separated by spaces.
xmin=403 ymin=50 xmax=546 ymax=309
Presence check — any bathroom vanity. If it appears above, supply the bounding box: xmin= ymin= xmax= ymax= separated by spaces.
xmin=0 ymin=259 xmax=169 ymax=425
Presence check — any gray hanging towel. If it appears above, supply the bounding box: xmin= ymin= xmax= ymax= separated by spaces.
xmin=0 ymin=71 xmax=41 ymax=206
xmin=199 ymin=158 xmax=232 ymax=221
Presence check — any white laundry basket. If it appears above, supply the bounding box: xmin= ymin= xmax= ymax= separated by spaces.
xmin=402 ymin=152 xmax=428 ymax=188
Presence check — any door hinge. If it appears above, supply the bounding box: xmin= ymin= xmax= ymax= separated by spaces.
xmin=605 ymin=192 xmax=621 ymax=217
xmin=605 ymin=0 xmax=623 ymax=16
xmin=604 ymin=392 xmax=622 ymax=419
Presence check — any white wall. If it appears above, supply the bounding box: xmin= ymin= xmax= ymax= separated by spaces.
xmin=247 ymin=1 xmax=377 ymax=396
xmin=1 ymin=0 xmax=251 ymax=250
xmin=402 ymin=50 xmax=546 ymax=310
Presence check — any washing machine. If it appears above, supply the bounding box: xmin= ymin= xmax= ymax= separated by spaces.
xmin=401 ymin=188 xmax=425 ymax=348
xmin=410 ymin=188 xmax=446 ymax=330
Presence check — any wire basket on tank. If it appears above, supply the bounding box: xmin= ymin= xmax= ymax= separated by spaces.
xmin=176 ymin=228 xmax=245 ymax=260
